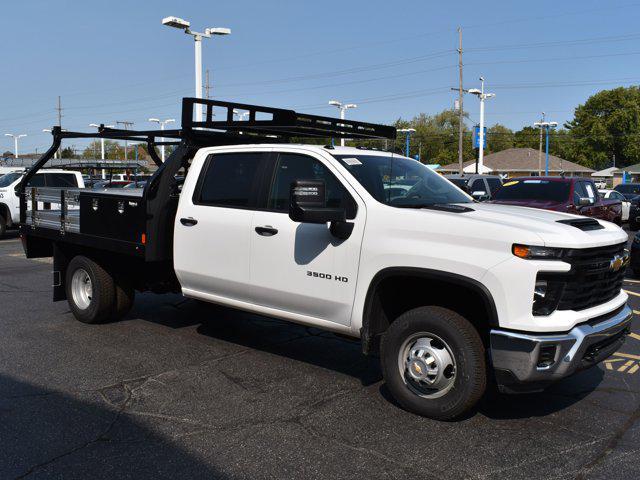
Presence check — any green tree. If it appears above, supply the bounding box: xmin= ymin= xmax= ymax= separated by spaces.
xmin=565 ymin=86 xmax=640 ymax=169
xmin=485 ymin=124 xmax=514 ymax=154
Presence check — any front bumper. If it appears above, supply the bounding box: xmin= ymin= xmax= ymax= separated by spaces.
xmin=490 ymin=304 xmax=632 ymax=393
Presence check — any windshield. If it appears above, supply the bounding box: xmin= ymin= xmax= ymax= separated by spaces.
xmin=0 ymin=172 xmax=22 ymax=188
xmin=333 ymin=154 xmax=471 ymax=207
xmin=493 ymin=179 xmax=570 ymax=202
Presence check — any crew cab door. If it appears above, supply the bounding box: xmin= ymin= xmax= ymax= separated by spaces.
xmin=174 ymin=149 xmax=270 ymax=303
xmin=249 ymin=151 xmax=365 ymax=326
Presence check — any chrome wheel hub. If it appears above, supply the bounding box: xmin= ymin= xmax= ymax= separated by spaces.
xmin=399 ymin=334 xmax=456 ymax=399
xmin=71 ymin=268 xmax=93 ymax=310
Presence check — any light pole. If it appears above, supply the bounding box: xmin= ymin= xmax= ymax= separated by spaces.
xmin=5 ymin=133 xmax=26 ymax=158
xmin=148 ymin=118 xmax=175 ymax=162
xmin=233 ymin=109 xmax=250 ymax=121
xmin=328 ymin=100 xmax=357 ymax=146
xmin=162 ymin=16 xmax=231 ymax=122
xmin=533 ymin=120 xmax=558 ymax=176
xmin=398 ymin=128 xmax=416 ymax=157
xmin=467 ymin=77 xmax=495 ymax=173
xmin=90 ymin=124 xmax=115 ymax=178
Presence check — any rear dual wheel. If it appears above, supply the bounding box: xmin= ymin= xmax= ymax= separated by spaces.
xmin=381 ymin=306 xmax=486 ymax=420
xmin=66 ymin=255 xmax=135 ymax=324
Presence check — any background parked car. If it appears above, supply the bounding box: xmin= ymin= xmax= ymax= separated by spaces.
xmin=444 ymin=174 xmax=503 ymax=201
xmin=123 ymin=180 xmax=147 ymax=189
xmin=490 ymin=177 xmax=622 ymax=224
xmin=630 ymin=231 xmax=640 ymax=276
xmin=92 ymin=180 xmax=132 ymax=189
xmin=600 ymin=189 xmax=630 ymax=222
xmin=614 ymin=183 xmax=640 ymax=200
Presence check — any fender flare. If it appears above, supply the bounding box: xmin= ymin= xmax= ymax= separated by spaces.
xmin=360 ymin=267 xmax=499 ymax=354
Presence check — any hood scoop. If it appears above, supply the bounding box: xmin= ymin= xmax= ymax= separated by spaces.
xmin=556 ymin=218 xmax=604 ymax=231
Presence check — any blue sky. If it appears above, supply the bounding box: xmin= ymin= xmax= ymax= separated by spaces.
xmin=1 ymin=0 xmax=640 ymax=154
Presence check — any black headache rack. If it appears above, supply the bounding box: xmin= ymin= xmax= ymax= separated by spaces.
xmin=19 ymin=98 xmax=396 ymax=262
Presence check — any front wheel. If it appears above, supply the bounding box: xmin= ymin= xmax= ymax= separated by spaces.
xmin=0 ymin=214 xmax=6 ymax=238
xmin=381 ymin=306 xmax=486 ymax=420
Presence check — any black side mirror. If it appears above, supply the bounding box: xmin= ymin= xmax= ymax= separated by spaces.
xmin=289 ymin=179 xmax=354 ymax=240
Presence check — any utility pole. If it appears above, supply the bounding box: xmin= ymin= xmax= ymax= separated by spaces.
xmin=116 ymin=121 xmax=134 ymax=161
xmin=457 ymin=27 xmax=464 ymax=174
xmin=205 ymin=69 xmax=211 ymax=99
xmin=538 ymin=112 xmax=545 ymax=176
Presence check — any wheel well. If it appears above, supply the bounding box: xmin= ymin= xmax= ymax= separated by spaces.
xmin=361 ymin=269 xmax=498 ymax=355
xmin=0 ymin=203 xmax=11 ymax=226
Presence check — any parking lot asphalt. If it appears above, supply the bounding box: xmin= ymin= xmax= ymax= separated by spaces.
xmin=1 ymin=230 xmax=640 ymax=480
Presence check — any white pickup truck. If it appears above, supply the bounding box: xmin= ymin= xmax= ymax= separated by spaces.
xmin=0 ymin=168 xmax=84 ymax=237
xmin=19 ymin=99 xmax=631 ymax=420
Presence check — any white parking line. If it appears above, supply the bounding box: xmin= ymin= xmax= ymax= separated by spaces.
xmin=624 ymin=290 xmax=640 ymax=297
xmin=624 ymin=278 xmax=640 ymax=284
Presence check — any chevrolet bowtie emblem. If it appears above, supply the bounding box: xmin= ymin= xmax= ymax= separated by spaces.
xmin=609 ymin=255 xmax=625 ymax=272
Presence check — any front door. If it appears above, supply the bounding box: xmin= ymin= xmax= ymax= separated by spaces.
xmin=249 ymin=151 xmax=365 ymax=326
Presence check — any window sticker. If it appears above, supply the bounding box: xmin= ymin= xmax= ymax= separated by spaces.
xmin=342 ymin=157 xmax=363 ymax=166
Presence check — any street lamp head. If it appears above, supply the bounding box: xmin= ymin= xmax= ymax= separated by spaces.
xmin=328 ymin=100 xmax=342 ymax=107
xmin=165 ymin=118 xmax=176 ymax=124
xmin=162 ymin=16 xmax=190 ymax=30
xmin=467 ymin=88 xmax=481 ymax=95
xmin=148 ymin=118 xmax=160 ymax=123
xmin=89 ymin=123 xmax=100 ymax=128
xmin=398 ymin=128 xmax=416 ymax=133
xmin=549 ymin=122 xmax=558 ymax=127
xmin=344 ymin=103 xmax=357 ymax=109
xmin=479 ymin=76 xmax=484 ymax=82
xmin=206 ymin=27 xmax=231 ymax=36
xmin=485 ymin=93 xmax=496 ymax=98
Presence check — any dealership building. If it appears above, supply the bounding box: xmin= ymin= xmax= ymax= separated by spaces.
xmin=438 ymin=148 xmax=594 ymax=178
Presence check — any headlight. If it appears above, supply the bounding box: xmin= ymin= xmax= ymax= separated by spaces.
xmin=532 ymin=276 xmax=565 ymax=316
xmin=513 ymin=244 xmax=564 ymax=260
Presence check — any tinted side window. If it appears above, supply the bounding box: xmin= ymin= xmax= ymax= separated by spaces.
xmin=573 ymin=182 xmax=587 ymax=202
xmin=268 ymin=153 xmax=356 ymax=219
xmin=26 ymin=174 xmax=45 ymax=187
xmin=45 ymin=173 xmax=78 ymax=187
xmin=197 ymin=153 xmax=263 ymax=208
xmin=486 ymin=178 xmax=502 ymax=194
xmin=469 ymin=179 xmax=486 ymax=193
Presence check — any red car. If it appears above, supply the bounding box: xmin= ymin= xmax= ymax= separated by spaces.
xmin=490 ymin=176 xmax=622 ymax=224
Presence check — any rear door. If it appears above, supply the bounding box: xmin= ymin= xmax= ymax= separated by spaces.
xmin=248 ymin=151 xmax=365 ymax=326
xmin=174 ymin=149 xmax=270 ymax=303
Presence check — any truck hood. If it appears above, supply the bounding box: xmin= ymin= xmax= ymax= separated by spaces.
xmin=463 ymin=202 xmax=627 ymax=248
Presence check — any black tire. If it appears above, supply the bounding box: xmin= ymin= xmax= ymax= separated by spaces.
xmin=380 ymin=306 xmax=486 ymax=420
xmin=0 ymin=214 xmax=6 ymax=238
xmin=113 ymin=277 xmax=135 ymax=321
xmin=65 ymin=255 xmax=115 ymax=324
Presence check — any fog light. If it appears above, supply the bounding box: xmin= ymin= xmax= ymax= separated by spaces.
xmin=534 ymin=280 xmax=547 ymax=300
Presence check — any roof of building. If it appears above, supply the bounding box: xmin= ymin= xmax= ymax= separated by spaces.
xmin=591 ymin=166 xmax=618 ymax=177
xmin=437 ymin=148 xmax=594 ymax=174
xmin=615 ymin=163 xmax=640 ymax=175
